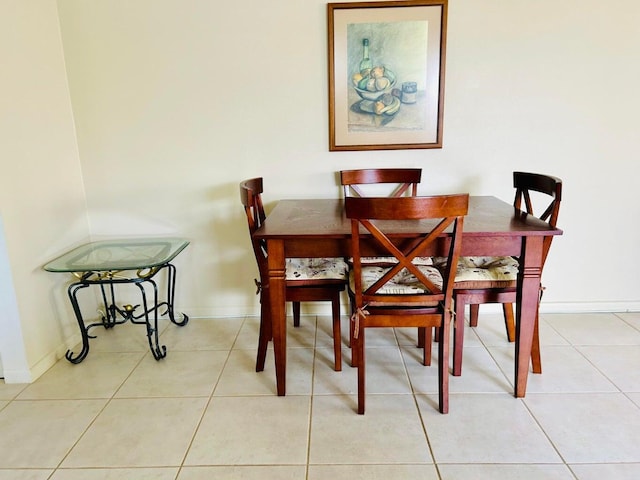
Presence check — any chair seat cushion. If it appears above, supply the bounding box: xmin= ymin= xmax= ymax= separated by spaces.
xmin=349 ymin=265 xmax=443 ymax=294
xmin=347 ymin=256 xmax=433 ymax=267
xmin=434 ymin=256 xmax=519 ymax=289
xmin=286 ymin=257 xmax=348 ymax=280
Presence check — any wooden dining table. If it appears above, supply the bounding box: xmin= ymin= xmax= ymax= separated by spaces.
xmin=253 ymin=195 xmax=563 ymax=398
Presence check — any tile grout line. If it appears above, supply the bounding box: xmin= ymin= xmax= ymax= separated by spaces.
xmin=305 ymin=315 xmax=321 ymax=480
xmin=174 ymin=315 xmax=248 ymax=475
xmin=50 ymin=349 xmax=148 ymax=473
xmin=397 ymin=328 xmax=443 ymax=480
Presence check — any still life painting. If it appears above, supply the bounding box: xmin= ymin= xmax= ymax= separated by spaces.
xmin=328 ymin=1 xmax=448 ymax=151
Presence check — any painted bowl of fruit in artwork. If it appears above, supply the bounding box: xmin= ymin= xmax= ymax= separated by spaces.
xmin=352 ymin=66 xmax=397 ymax=101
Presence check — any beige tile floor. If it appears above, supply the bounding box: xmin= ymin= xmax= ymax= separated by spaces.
xmin=1 ymin=312 xmax=640 ymax=480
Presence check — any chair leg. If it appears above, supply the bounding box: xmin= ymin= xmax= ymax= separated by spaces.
xmin=357 ymin=330 xmax=366 ymax=414
xmin=531 ymin=315 xmax=542 ymax=374
xmin=256 ymin=293 xmax=271 ymax=372
xmin=350 ymin=301 xmax=359 ymax=368
xmin=331 ymin=294 xmax=342 ymax=371
xmin=531 ymin=284 xmax=545 ymax=373
xmin=293 ymin=301 xmax=301 ymax=327
xmin=421 ymin=327 xmax=432 ymax=366
xmin=438 ymin=312 xmax=451 ymax=414
xmin=452 ymin=295 xmax=466 ymax=376
xmin=348 ymin=295 xmax=355 ymax=349
xmin=502 ymin=303 xmax=516 ymax=342
xmin=350 ymin=321 xmax=358 ymax=368
xmin=469 ymin=304 xmax=480 ymax=327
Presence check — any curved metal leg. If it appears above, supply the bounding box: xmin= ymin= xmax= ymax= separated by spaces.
xmin=136 ymin=280 xmax=167 ymax=360
xmin=94 ymin=282 xmax=130 ymax=330
xmin=103 ymin=283 xmax=119 ymax=328
xmin=65 ymin=282 xmax=92 ymax=364
xmin=165 ymin=264 xmax=189 ymax=326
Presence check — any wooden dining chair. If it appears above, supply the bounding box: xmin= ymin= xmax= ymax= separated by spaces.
xmin=340 ymin=168 xmax=433 ymax=356
xmin=346 ymin=194 xmax=469 ymax=414
xmin=447 ymin=172 xmax=562 ymax=376
xmin=240 ymin=178 xmax=348 ymax=372
xmin=340 ymin=168 xmax=422 ymax=198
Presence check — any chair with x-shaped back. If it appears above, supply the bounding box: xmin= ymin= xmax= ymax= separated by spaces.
xmin=340 ymin=168 xmax=422 ymax=198
xmin=447 ymin=171 xmax=562 ymax=376
xmin=240 ymin=177 xmax=348 ymax=372
xmin=340 ymin=168 xmax=434 ymax=356
xmin=346 ymin=194 xmax=468 ymax=414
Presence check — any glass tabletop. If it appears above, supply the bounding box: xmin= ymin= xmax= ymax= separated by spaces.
xmin=43 ymin=237 xmax=190 ymax=273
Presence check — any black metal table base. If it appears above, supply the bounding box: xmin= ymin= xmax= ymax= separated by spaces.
xmin=65 ymin=263 xmax=189 ymax=363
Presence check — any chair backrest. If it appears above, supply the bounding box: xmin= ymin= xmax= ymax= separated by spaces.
xmin=512 ymin=171 xmax=562 ymax=264
xmin=240 ymin=177 xmax=268 ymax=279
xmin=345 ymin=194 xmax=469 ymax=309
xmin=340 ymin=168 xmax=422 ymax=198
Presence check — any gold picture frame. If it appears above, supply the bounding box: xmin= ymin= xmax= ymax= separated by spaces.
xmin=328 ymin=0 xmax=448 ymax=151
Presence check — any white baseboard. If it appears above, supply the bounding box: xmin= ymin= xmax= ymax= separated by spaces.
xmin=3 ymin=332 xmax=82 ymax=384
xmin=24 ymin=340 xmax=76 ymax=384
xmin=430 ymin=302 xmax=640 ymax=315
xmin=184 ymin=301 xmax=640 ymax=319
xmin=531 ymin=302 xmax=639 ymax=314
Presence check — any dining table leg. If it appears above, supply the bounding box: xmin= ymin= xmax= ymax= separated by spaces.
xmin=515 ymin=235 xmax=544 ymax=397
xmin=267 ymin=239 xmax=287 ymax=396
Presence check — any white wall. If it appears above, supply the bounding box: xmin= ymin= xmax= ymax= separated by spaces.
xmin=2 ymin=0 xmax=639 ymax=381
xmin=0 ymin=0 xmax=91 ymax=381
xmin=0 ymin=217 xmax=29 ymax=381
xmin=57 ymin=0 xmax=640 ymax=315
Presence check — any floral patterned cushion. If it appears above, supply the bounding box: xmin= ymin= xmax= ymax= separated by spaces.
xmin=347 ymin=256 xmax=433 ymax=266
xmin=286 ymin=257 xmax=348 ymax=280
xmin=349 ymin=265 xmax=443 ymax=294
xmin=434 ymin=256 xmax=519 ymax=288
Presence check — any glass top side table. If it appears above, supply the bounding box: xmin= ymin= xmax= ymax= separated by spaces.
xmin=44 ymin=237 xmax=190 ymax=363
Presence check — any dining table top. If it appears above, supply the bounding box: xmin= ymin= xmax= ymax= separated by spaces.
xmin=254 ymin=195 xmax=563 ymax=239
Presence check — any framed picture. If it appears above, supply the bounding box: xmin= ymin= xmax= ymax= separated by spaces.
xmin=328 ymin=0 xmax=448 ymax=151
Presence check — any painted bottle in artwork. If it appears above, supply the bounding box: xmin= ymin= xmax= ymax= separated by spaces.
xmin=359 ymin=38 xmax=373 ymax=74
